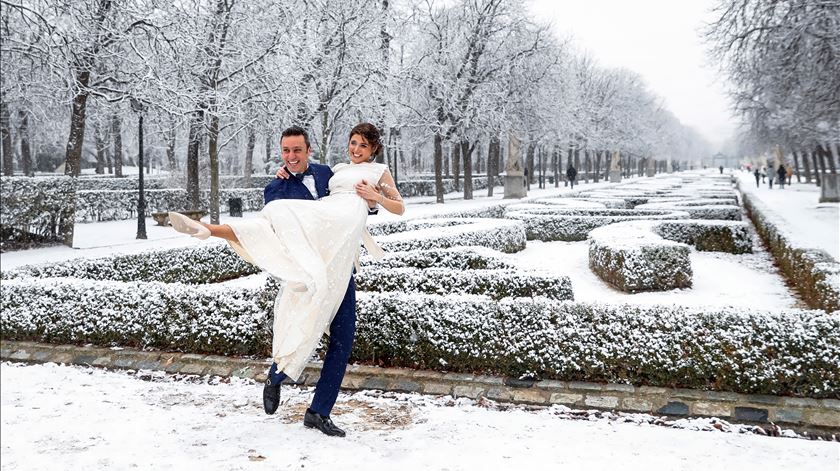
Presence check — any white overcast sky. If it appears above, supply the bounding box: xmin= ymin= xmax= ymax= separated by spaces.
xmin=527 ymin=0 xmax=736 ymax=150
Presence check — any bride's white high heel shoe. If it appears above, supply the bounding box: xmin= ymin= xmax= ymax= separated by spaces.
xmin=168 ymin=212 xmax=210 ymax=240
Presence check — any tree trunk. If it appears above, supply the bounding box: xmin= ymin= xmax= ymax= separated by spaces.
xmin=461 ymin=139 xmax=473 ymax=200
xmin=433 ymin=132 xmax=444 ymax=203
xmin=594 ymin=150 xmax=602 ymax=183
xmin=443 ymin=143 xmax=450 ymax=177
xmin=453 ymin=143 xmax=461 ymax=191
xmin=801 ymin=148 xmax=812 ymax=183
xmin=244 ymin=126 xmax=255 ymax=186
xmin=583 ymin=150 xmax=590 ymax=183
xmin=264 ymin=134 xmax=272 ymax=173
xmin=166 ymin=125 xmax=177 ymax=173
xmin=94 ymin=124 xmax=106 ymax=174
xmin=1 ymin=101 xmax=14 ymax=175
xmin=553 ymin=146 xmax=559 ymax=187
xmin=821 ymin=143 xmax=837 ymax=174
xmin=487 ymin=135 xmax=499 ymax=197
xmin=791 ymin=149 xmax=801 ymax=182
xmin=526 ymin=141 xmax=535 ymax=184
xmin=208 ymin=113 xmax=220 ymax=224
xmin=810 ymin=150 xmax=821 ymax=186
xmin=18 ymin=109 xmax=32 ymax=176
xmin=63 ymin=71 xmax=92 ymax=177
xmin=112 ymin=114 xmax=124 ymax=177
xmin=186 ymin=110 xmax=203 ymax=209
xmin=476 ymin=143 xmax=482 ymax=175
xmin=105 ymin=132 xmax=113 ymax=175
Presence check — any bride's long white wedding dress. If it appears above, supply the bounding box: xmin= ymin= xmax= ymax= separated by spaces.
xmin=226 ymin=161 xmax=387 ymax=380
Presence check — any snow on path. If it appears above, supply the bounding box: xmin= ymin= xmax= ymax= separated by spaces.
xmin=736 ymin=171 xmax=839 ymax=261
xmin=1 ymin=363 xmax=836 ymax=471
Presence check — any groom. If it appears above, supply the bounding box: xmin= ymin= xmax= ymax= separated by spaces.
xmin=261 ymin=125 xmax=376 ymax=438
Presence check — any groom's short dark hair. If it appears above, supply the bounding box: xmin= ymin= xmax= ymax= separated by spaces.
xmin=281 ymin=125 xmax=310 ymax=149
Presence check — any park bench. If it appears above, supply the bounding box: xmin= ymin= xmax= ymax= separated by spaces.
xmin=151 ymin=210 xmax=206 ymax=226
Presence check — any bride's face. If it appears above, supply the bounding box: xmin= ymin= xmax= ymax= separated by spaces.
xmin=348 ymin=134 xmax=374 ymax=164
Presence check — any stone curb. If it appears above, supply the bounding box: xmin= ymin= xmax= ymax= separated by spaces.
xmin=3 ymin=340 xmax=838 ymax=431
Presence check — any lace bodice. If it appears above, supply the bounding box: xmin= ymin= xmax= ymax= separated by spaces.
xmin=328 ymin=162 xmax=387 ymax=194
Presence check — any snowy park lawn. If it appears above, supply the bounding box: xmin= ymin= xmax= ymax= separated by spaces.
xmin=1 ymin=362 xmax=837 ymax=471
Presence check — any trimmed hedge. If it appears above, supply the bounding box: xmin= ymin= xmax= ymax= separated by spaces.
xmin=360 ymin=247 xmax=517 ymax=270
xmin=635 ymin=199 xmax=741 ymax=221
xmin=353 ymin=293 xmax=840 ymax=398
xmin=588 ymin=221 xmax=692 ymax=292
xmin=654 ymin=220 xmax=752 ymax=254
xmin=1 ymin=242 xmax=257 ymax=284
xmin=3 ymin=279 xmax=838 ymax=397
xmin=356 ymin=267 xmax=574 ymax=300
xmin=375 ymin=218 xmax=526 ymax=254
xmin=0 ymin=176 xmax=76 ymax=246
xmin=504 ymin=207 xmax=690 ymax=241
xmin=0 ymin=277 xmax=271 ymax=355
xmin=75 ymin=188 xmax=265 ymax=222
xmin=740 ymin=183 xmax=840 ymax=312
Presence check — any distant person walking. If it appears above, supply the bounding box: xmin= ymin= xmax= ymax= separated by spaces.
xmin=566 ymin=165 xmax=578 ymax=189
xmin=753 ymin=168 xmax=760 ymax=188
xmin=719 ymin=165 xmax=724 ymax=174
xmin=777 ymin=165 xmax=787 ymax=189
xmin=768 ymin=167 xmax=775 ymax=189
xmin=761 ymin=166 xmax=767 ymax=183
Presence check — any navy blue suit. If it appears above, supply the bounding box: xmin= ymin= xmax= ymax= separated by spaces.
xmin=265 ymin=162 xmax=357 ymax=417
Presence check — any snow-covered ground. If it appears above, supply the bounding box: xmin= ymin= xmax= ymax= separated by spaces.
xmin=736 ymin=170 xmax=839 ymax=261
xmin=1 ymin=362 xmax=836 ymax=471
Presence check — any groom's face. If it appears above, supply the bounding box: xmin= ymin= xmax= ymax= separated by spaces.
xmin=280 ymin=135 xmax=311 ymax=174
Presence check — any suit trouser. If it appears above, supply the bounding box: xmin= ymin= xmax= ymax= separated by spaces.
xmin=267 ymin=276 xmax=356 ymax=416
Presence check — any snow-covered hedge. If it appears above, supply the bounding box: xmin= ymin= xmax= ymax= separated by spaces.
xmin=354 ymin=293 xmax=840 ymax=398
xmin=356 ymin=268 xmax=573 ymax=300
xmin=0 ymin=176 xmax=76 ymax=246
xmin=395 ymin=176 xmax=503 ymax=198
xmin=76 ymin=177 xmax=167 ymax=191
xmin=588 ymin=221 xmax=693 ymax=292
xmin=504 ymin=207 xmax=690 ymax=241
xmin=741 ymin=186 xmax=840 ymax=312
xmin=654 ymin=220 xmax=752 ymax=254
xmin=374 ymin=218 xmax=526 ymax=253
xmin=75 ymin=175 xmax=276 ymax=191
xmin=586 ymin=219 xmax=754 ymax=292
xmin=75 ymin=188 xmax=264 ymax=222
xmin=1 ymin=242 xmax=257 ymax=284
xmin=635 ymin=199 xmax=741 ymax=221
xmin=360 ymin=247 xmax=516 ymax=270
xmin=3 ymin=280 xmax=838 ymax=397
xmin=0 ymin=277 xmax=270 ymax=355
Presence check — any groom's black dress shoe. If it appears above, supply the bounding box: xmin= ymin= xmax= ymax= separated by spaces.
xmin=304 ymin=409 xmax=346 ymax=437
xmin=263 ymin=379 xmax=281 ymax=415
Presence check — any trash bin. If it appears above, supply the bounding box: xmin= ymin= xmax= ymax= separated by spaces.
xmin=229 ymin=197 xmax=243 ymax=217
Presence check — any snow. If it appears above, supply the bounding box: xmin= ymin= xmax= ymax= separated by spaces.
xmin=736 ymin=171 xmax=839 ymax=261
xmin=1 ymin=362 xmax=836 ymax=471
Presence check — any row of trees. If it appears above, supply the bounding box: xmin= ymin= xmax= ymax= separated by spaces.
xmin=1 ymin=0 xmax=709 ymax=219
xmin=706 ymin=0 xmax=840 ymax=183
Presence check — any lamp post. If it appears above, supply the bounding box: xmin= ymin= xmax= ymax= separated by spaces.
xmin=131 ymin=98 xmax=147 ymax=240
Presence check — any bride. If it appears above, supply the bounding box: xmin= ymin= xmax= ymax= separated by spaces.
xmin=168 ymin=123 xmax=404 ymax=381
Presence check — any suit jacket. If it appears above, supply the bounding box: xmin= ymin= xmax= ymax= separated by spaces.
xmin=263 ymin=162 xmax=333 ymax=204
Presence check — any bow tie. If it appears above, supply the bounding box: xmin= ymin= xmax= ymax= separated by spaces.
xmin=291 ymin=167 xmax=313 ymax=178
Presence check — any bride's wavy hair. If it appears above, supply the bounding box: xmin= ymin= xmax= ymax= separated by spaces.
xmin=349 ymin=122 xmax=382 ymax=161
